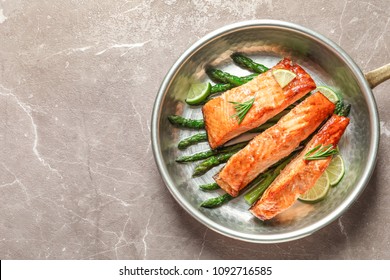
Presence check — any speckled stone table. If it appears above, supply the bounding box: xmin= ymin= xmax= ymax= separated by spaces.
xmin=0 ymin=0 xmax=389 ymax=259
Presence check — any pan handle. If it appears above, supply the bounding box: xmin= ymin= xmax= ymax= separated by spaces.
xmin=365 ymin=63 xmax=390 ymax=89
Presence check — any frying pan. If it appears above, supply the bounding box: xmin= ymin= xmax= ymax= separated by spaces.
xmin=151 ymin=20 xmax=390 ymax=243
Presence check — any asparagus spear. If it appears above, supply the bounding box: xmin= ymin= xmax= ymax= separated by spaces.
xmin=178 ymin=133 xmax=208 ymax=150
xmin=192 ymin=150 xmax=238 ymax=177
xmin=244 ymin=175 xmax=272 ymax=206
xmin=200 ymin=193 xmax=233 ymax=208
xmin=231 ymin=53 xmax=269 ymax=73
xmin=244 ymin=153 xmax=296 ymax=205
xmin=168 ymin=115 xmax=204 ymax=129
xmin=176 ymin=149 xmax=215 ymax=163
xmin=206 ymin=69 xmax=257 ymax=86
xmin=199 ymin=183 xmax=220 ymax=191
xmin=210 ymin=83 xmax=233 ymax=94
xmin=176 ymin=141 xmax=248 ymax=163
xmin=204 ymin=65 xmax=266 ymax=100
xmin=334 ymin=100 xmax=351 ymax=117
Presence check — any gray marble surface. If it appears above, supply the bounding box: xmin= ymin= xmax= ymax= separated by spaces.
xmin=0 ymin=0 xmax=389 ymax=259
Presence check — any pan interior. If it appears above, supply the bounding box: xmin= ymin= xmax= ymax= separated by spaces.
xmin=153 ymin=23 xmax=378 ymax=242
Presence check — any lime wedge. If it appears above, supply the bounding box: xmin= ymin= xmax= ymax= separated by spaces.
xmin=272 ymin=69 xmax=296 ymax=88
xmin=299 ymin=171 xmax=330 ymax=203
xmin=186 ymin=82 xmax=211 ymax=105
xmin=326 ymin=155 xmax=345 ymax=186
xmin=316 ymin=86 xmax=341 ymax=104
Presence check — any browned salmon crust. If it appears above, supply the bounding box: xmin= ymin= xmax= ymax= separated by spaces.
xmin=202 ymin=58 xmax=316 ymax=149
xmin=214 ymin=92 xmax=335 ymax=197
xmin=250 ymin=114 xmax=350 ymax=220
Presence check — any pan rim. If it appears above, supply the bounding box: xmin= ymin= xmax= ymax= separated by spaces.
xmin=151 ymin=19 xmax=380 ymax=243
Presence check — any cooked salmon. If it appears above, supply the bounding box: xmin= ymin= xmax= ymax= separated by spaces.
xmin=250 ymin=114 xmax=350 ymax=220
xmin=202 ymin=58 xmax=316 ymax=149
xmin=214 ymin=92 xmax=335 ymax=197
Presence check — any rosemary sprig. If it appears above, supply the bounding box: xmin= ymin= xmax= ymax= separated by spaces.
xmin=304 ymin=144 xmax=338 ymax=160
xmin=229 ymin=98 xmax=255 ymax=124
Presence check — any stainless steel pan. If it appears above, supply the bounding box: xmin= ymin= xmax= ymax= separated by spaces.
xmin=151 ymin=20 xmax=390 ymax=243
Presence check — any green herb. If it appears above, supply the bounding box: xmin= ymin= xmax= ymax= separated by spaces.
xmin=304 ymin=144 xmax=338 ymax=160
xmin=229 ymin=98 xmax=255 ymax=124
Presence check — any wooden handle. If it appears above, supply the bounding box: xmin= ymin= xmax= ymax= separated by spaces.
xmin=365 ymin=63 xmax=390 ymax=89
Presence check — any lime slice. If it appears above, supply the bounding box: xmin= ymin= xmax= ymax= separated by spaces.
xmin=272 ymin=69 xmax=296 ymax=88
xmin=326 ymin=155 xmax=345 ymax=186
xmin=316 ymin=86 xmax=341 ymax=104
xmin=299 ymin=171 xmax=330 ymax=203
xmin=186 ymin=82 xmax=211 ymax=105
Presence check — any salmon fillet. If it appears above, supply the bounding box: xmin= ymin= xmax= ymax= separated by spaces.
xmin=202 ymin=58 xmax=316 ymax=149
xmin=214 ymin=92 xmax=335 ymax=197
xmin=250 ymin=114 xmax=350 ymax=220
